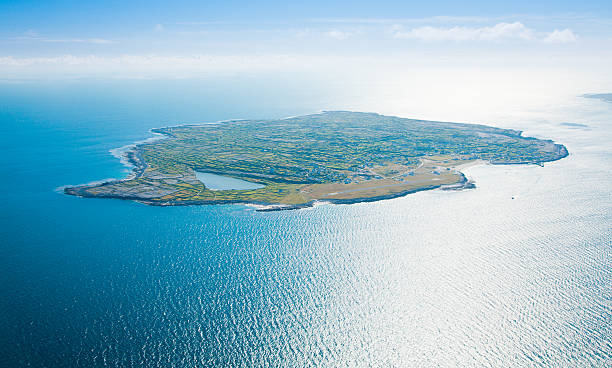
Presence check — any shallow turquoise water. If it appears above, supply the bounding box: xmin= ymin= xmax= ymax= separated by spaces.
xmin=0 ymin=80 xmax=610 ymax=367
xmin=195 ymin=171 xmax=265 ymax=190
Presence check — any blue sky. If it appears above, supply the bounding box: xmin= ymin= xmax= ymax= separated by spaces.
xmin=2 ymin=0 xmax=611 ymax=35
xmin=1 ymin=0 xmax=611 ymax=80
xmin=2 ymin=0 xmax=612 ymax=28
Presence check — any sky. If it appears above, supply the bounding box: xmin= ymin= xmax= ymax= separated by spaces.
xmin=1 ymin=0 xmax=611 ymax=88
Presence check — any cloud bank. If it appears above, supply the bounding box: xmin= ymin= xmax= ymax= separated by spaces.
xmin=393 ymin=22 xmax=534 ymax=41
xmin=392 ymin=22 xmax=577 ymax=43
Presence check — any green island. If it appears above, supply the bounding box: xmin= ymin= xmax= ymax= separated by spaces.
xmin=64 ymin=111 xmax=568 ymax=210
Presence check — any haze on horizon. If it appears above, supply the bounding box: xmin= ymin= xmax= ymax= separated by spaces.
xmin=2 ymin=1 xmax=612 ymax=126
xmin=1 ymin=1 xmax=611 ymax=82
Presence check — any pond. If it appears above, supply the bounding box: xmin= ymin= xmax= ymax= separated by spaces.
xmin=195 ymin=171 xmax=265 ymax=191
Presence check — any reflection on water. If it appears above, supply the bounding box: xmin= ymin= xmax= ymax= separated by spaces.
xmin=0 ymin=82 xmax=610 ymax=367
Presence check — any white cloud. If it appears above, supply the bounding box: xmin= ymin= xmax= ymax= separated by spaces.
xmin=154 ymin=24 xmax=164 ymax=32
xmin=326 ymin=29 xmax=354 ymax=40
xmin=44 ymin=38 xmax=116 ymax=44
xmin=543 ymin=29 xmax=577 ymax=43
xmin=13 ymin=32 xmax=116 ymax=44
xmin=393 ymin=22 xmax=534 ymax=42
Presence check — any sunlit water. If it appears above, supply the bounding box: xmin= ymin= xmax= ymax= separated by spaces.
xmin=0 ymin=80 xmax=610 ymax=367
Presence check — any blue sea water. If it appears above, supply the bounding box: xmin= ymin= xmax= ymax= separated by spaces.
xmin=0 ymin=80 xmax=610 ymax=367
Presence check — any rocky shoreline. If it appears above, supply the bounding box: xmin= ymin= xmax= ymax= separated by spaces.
xmin=65 ymin=163 xmax=479 ymax=211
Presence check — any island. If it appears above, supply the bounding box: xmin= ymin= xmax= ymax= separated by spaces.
xmin=583 ymin=93 xmax=612 ymax=103
xmin=64 ymin=111 xmax=568 ymax=210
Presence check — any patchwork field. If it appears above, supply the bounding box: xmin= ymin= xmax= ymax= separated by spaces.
xmin=65 ymin=111 xmax=568 ymax=209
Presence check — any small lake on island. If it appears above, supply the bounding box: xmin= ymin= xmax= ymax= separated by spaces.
xmin=195 ymin=171 xmax=265 ymax=190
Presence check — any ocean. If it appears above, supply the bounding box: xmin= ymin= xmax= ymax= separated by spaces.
xmin=0 ymin=79 xmax=610 ymax=367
